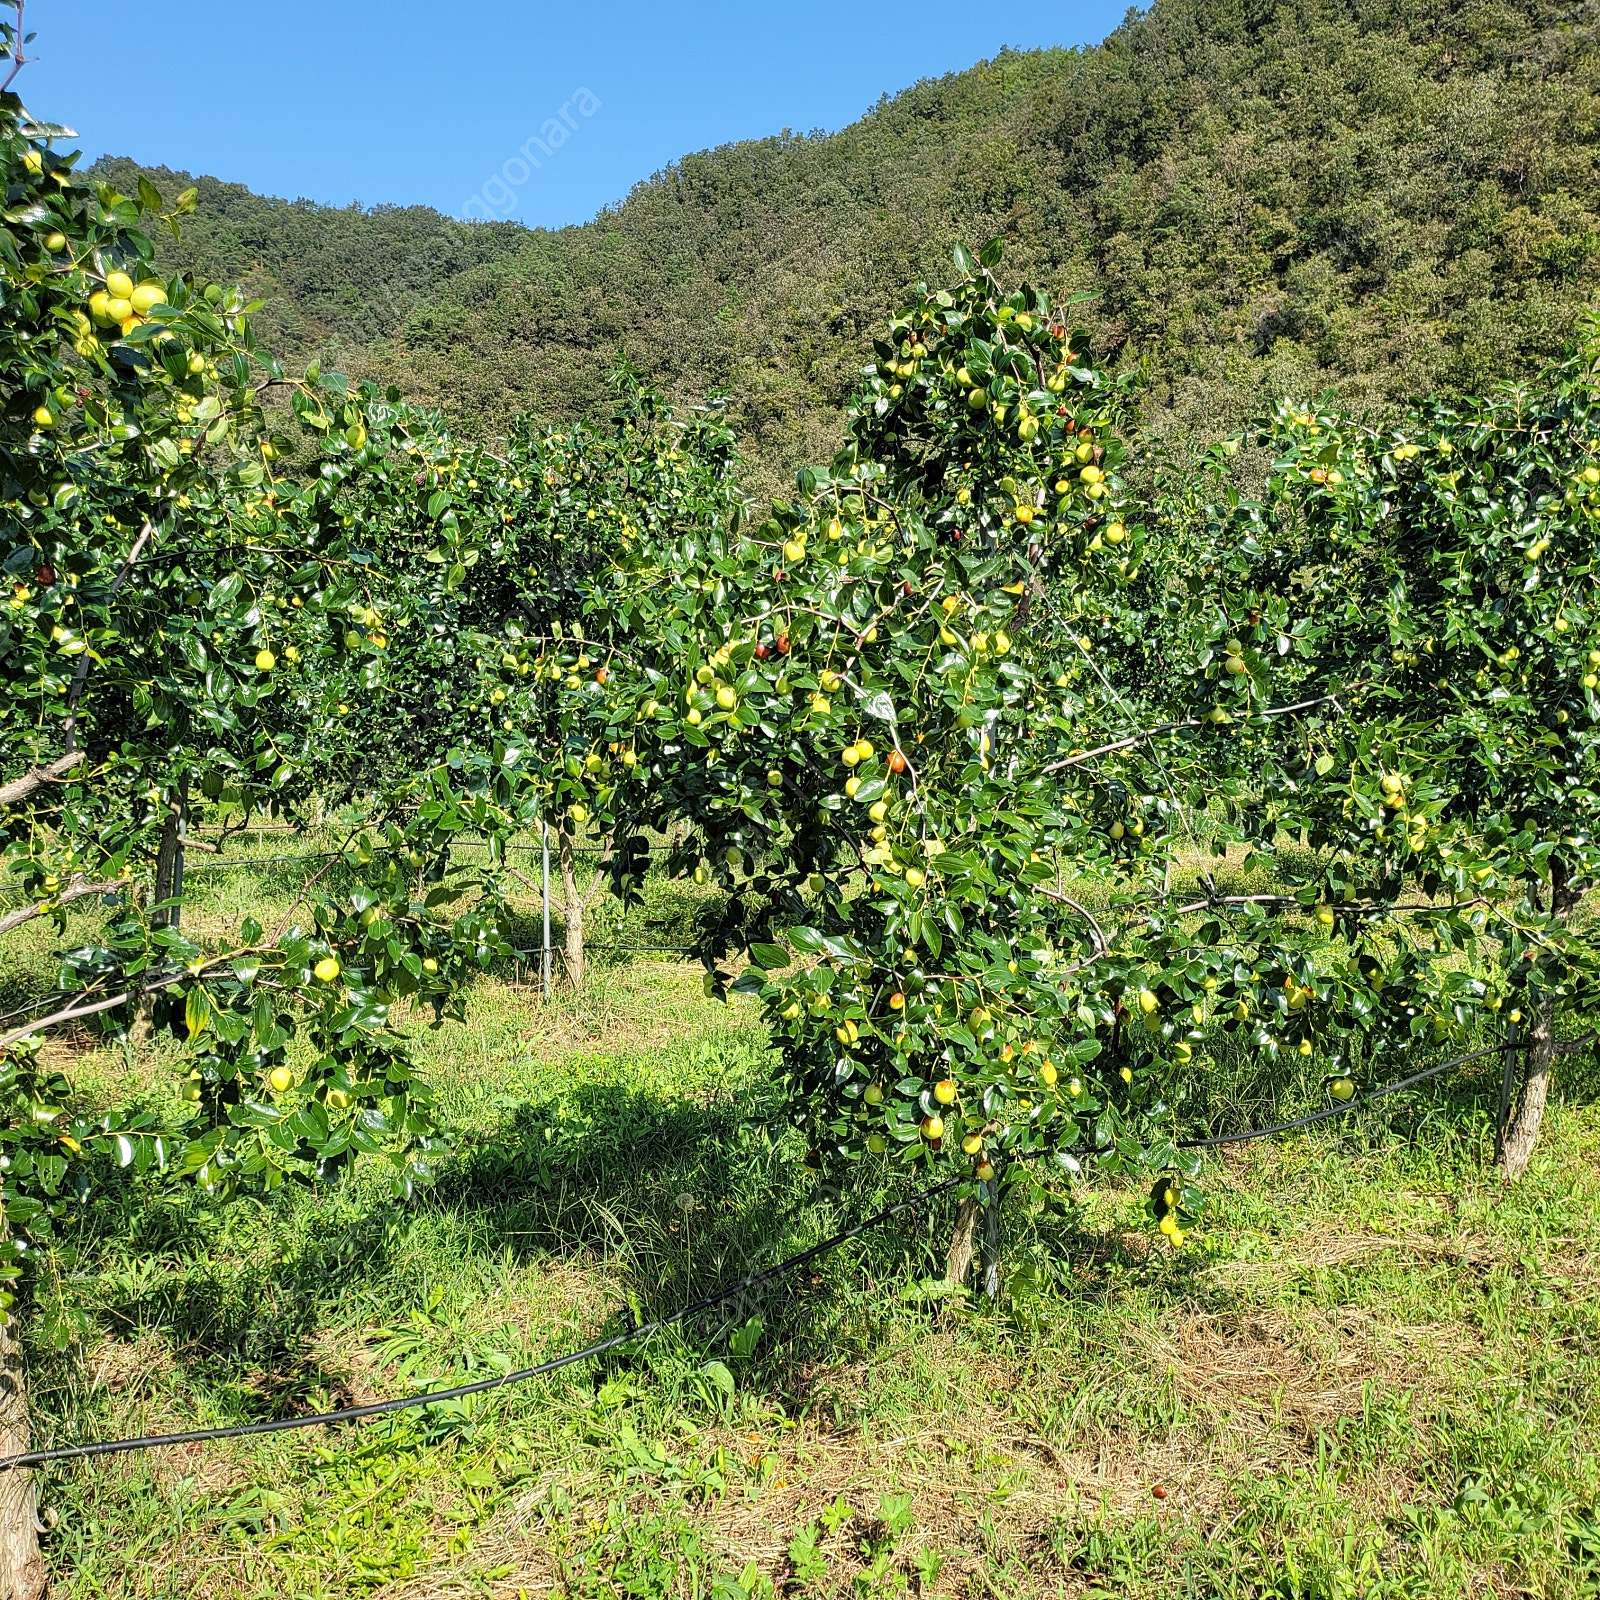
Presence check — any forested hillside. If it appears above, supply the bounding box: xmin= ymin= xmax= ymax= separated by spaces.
xmin=96 ymin=0 xmax=1600 ymax=485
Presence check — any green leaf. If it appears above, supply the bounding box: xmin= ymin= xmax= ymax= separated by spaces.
xmin=859 ymin=689 xmax=898 ymax=723
xmin=184 ymin=987 xmax=210 ymax=1041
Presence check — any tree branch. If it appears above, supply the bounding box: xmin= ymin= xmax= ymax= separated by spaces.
xmin=0 ymin=0 xmax=27 ymax=93
xmin=1040 ymin=687 xmax=1366 ymax=776
xmin=62 ymin=519 xmax=153 ymax=751
xmin=0 ymin=949 xmax=250 ymax=1055
xmin=506 ymin=863 xmax=544 ymax=898
xmin=0 ymin=876 xmax=122 ymax=939
xmin=0 ymin=750 xmax=84 ymax=808
xmin=1034 ymin=886 xmax=1109 ymax=955
xmin=0 ymin=988 xmax=139 ymax=1054
xmin=270 ymin=832 xmax=359 ymax=943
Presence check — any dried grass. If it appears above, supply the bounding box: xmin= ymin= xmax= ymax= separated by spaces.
xmin=369 ymin=1293 xmax=1467 ymax=1599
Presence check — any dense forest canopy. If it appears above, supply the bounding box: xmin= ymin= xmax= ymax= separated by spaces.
xmin=92 ymin=0 xmax=1600 ymax=488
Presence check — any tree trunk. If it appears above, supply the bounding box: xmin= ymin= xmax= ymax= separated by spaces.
xmin=0 ymin=1306 xmax=44 ymax=1600
xmin=946 ymin=1196 xmax=979 ymax=1287
xmin=556 ymin=828 xmax=585 ymax=992
xmin=1498 ymin=864 xmax=1578 ymax=1182
xmin=136 ymin=787 xmax=188 ymax=1041
xmin=1499 ymin=996 xmax=1554 ymax=1182
xmin=151 ymin=779 xmax=187 ymax=931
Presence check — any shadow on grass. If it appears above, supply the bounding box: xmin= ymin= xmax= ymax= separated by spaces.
xmin=25 ymin=1024 xmax=1584 ymax=1443
xmin=28 ymin=1064 xmax=900 ymax=1428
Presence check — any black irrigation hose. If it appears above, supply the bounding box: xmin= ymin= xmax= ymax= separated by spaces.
xmin=0 ymin=1170 xmax=969 ymax=1473
xmin=0 ymin=1035 xmax=1513 ymax=1474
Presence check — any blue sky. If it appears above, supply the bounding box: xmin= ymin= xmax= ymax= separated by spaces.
xmin=21 ymin=1 xmax=1125 ymax=229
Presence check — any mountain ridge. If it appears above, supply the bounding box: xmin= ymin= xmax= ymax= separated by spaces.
xmin=91 ymin=0 xmax=1600 ymax=489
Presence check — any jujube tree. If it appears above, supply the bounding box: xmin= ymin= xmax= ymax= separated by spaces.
xmin=0 ymin=71 xmax=527 ymax=1595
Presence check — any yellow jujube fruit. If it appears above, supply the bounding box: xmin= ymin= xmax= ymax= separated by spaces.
xmin=268 ymin=1066 xmax=294 ymax=1093
xmin=129 ymin=281 xmax=165 ymax=315
xmin=313 ymin=956 xmax=341 ymax=983
xmin=254 ymin=648 xmax=276 ymax=671
xmin=104 ymin=270 xmax=134 ymax=299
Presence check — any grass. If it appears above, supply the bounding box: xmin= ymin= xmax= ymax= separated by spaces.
xmin=7 ymin=856 xmax=1600 ymax=1598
